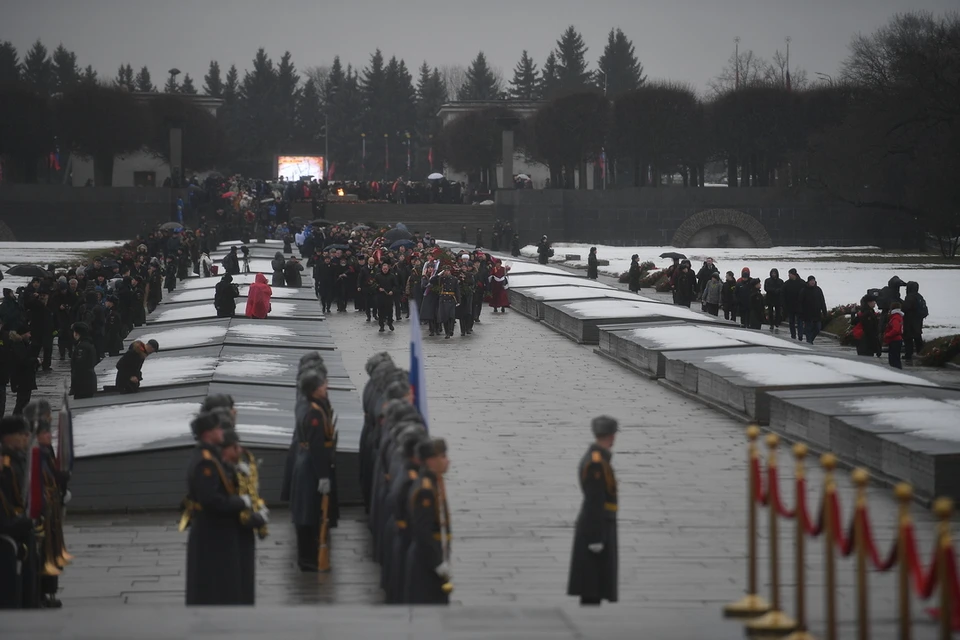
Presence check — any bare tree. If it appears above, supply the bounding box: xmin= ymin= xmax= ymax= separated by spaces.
xmin=304 ymin=65 xmax=331 ymax=91
xmin=761 ymin=49 xmax=809 ymax=90
xmin=439 ymin=64 xmax=467 ymax=101
xmin=707 ymin=49 xmax=767 ymax=96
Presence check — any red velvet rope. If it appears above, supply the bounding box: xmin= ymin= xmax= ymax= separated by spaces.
xmin=830 ymin=492 xmax=857 ymax=557
xmin=768 ymin=464 xmax=795 ymax=519
xmin=796 ymin=478 xmax=825 ymax=537
xmin=904 ymin=524 xmax=939 ymax=599
xmin=752 ymin=457 xmax=767 ymax=506
xmin=859 ymin=506 xmax=899 ymax=572
xmin=943 ymin=547 xmax=960 ymax=630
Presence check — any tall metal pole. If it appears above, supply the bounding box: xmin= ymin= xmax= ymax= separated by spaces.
xmin=324 ymin=113 xmax=329 ymax=181
xmin=734 ymin=36 xmax=741 ymax=90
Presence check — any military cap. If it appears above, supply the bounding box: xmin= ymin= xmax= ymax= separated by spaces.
xmin=298 ymin=370 xmax=328 ymax=396
xmin=210 ymin=407 xmax=235 ymax=430
xmin=299 ymin=351 xmax=325 ymax=367
xmin=417 ymin=437 xmax=446 ymax=461
xmin=147 ymin=339 xmax=160 ymax=352
xmin=378 ymin=397 xmax=407 ymax=420
xmin=383 ymin=380 xmax=411 ymax=401
xmin=365 ymin=352 xmax=393 ymax=375
xmin=432 ymin=437 xmax=448 ymax=456
xmin=23 ymin=400 xmax=52 ymax=432
xmin=190 ymin=412 xmax=221 ymax=439
xmin=591 ymin=415 xmax=619 ymax=437
xmin=402 ymin=432 xmax=427 ymax=459
xmin=222 ymin=428 xmax=241 ymax=448
xmin=0 ymin=415 xmax=30 ymax=437
xmin=202 ymin=394 xmax=235 ymax=412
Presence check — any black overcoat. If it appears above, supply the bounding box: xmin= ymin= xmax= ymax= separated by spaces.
xmin=404 ymin=470 xmax=449 ymax=605
xmin=567 ymin=444 xmax=618 ymax=603
xmin=289 ymin=400 xmax=333 ymax=527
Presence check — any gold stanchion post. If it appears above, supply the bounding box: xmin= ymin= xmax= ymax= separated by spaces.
xmin=822 ymin=454 xmax=838 ymax=640
xmin=724 ymin=425 xmax=772 ymax=618
xmin=852 ymin=468 xmax=870 ymax=640
xmin=747 ymin=434 xmax=797 ymax=636
xmin=785 ymin=444 xmax=816 ymax=640
xmin=895 ymin=483 xmax=913 ymax=640
xmin=934 ymin=498 xmax=954 ymax=640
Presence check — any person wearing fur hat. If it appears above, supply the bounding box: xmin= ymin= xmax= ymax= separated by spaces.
xmin=0 ymin=414 xmax=41 ymax=608
xmin=568 ymin=416 xmax=619 ymax=606
xmin=289 ymin=370 xmax=336 ymax=572
xmin=114 ymin=339 xmax=159 ymax=393
xmin=404 ymin=437 xmax=451 ymax=605
xmin=69 ymin=322 xmax=98 ymax=399
xmin=184 ymin=411 xmax=251 ymax=605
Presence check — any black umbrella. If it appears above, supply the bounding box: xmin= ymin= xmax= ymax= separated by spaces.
xmin=353 ymin=224 xmax=372 ymax=231
xmin=290 ymin=216 xmax=308 ymax=226
xmin=384 ymin=227 xmax=413 ymax=242
xmin=324 ymin=243 xmax=350 ymax=250
xmin=659 ymin=252 xmax=687 ymax=261
xmin=160 ymin=221 xmax=185 ymax=231
xmin=309 ymin=219 xmax=333 ymax=227
xmin=6 ymin=264 xmax=50 ymax=277
xmin=390 ymin=239 xmax=416 ymax=251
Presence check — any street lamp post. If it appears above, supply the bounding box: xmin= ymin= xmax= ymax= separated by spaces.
xmin=361 ymin=133 xmax=366 ymax=181
xmin=324 ymin=113 xmax=329 ymax=181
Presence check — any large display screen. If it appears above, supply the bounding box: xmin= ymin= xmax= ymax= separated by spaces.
xmin=276 ymin=156 xmax=324 ymax=181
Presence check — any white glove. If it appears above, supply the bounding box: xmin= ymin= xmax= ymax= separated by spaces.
xmin=317 ymin=478 xmax=331 ymax=494
xmin=435 ymin=562 xmax=451 ymax=580
xmin=258 ymin=506 xmax=270 ymax=521
xmin=588 ymin=543 xmax=604 ymax=554
xmin=63 ymin=490 xmax=72 ymax=505
xmin=240 ymin=495 xmax=252 ymax=509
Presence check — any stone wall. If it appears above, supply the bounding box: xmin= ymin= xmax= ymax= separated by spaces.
xmin=0 ymin=186 xmax=187 ymax=241
xmin=495 ymin=187 xmax=917 ymax=248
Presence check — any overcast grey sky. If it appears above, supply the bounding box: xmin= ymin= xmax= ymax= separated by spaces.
xmin=4 ymin=0 xmax=957 ymax=93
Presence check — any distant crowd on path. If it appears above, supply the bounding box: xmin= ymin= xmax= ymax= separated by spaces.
xmin=851 ymin=277 xmax=928 ymax=370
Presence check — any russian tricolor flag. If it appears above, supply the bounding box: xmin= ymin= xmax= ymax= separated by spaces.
xmin=409 ymin=300 xmax=429 ymax=430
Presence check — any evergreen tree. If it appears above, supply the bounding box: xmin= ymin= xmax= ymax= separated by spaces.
xmin=362 ymin=49 xmax=388 ymax=174
xmin=80 ymin=65 xmax=98 ymax=86
xmin=134 ymin=66 xmax=155 ymax=92
xmin=458 ymin=51 xmax=501 ymax=100
xmin=333 ymin=66 xmax=365 ymax=177
xmin=554 ymin=26 xmax=591 ymax=93
xmin=114 ymin=63 xmax=135 ymax=91
xmin=21 ymin=40 xmax=54 ymax=95
xmin=509 ymin=50 xmax=540 ymax=100
xmin=238 ymin=48 xmax=279 ymax=171
xmin=323 ymin=56 xmax=345 ymax=107
xmin=383 ymin=56 xmax=417 ymax=174
xmin=597 ymin=28 xmax=645 ymax=97
xmin=276 ymin=51 xmax=301 ymax=147
xmin=416 ymin=63 xmax=448 ymax=170
xmin=180 ymin=73 xmax=197 ymax=94
xmin=540 ymin=51 xmax=561 ymax=99
xmin=0 ymin=41 xmax=21 ymax=86
xmin=203 ymin=60 xmax=223 ymax=97
xmin=222 ymin=64 xmax=239 ymax=102
xmin=52 ymin=45 xmax=81 ymax=92
xmin=163 ymin=73 xmax=179 ymax=94
xmin=296 ymin=77 xmax=324 ymax=150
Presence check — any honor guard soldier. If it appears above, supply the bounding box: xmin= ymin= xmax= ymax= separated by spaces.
xmin=184 ymin=411 xmax=252 ymax=605
xmin=0 ymin=415 xmax=40 ymax=609
xmin=436 ymin=268 xmax=461 ymax=339
xmin=31 ymin=401 xmax=71 ymax=608
xmin=404 ymin=437 xmax=452 ymax=605
xmin=386 ymin=432 xmax=426 ymax=603
xmin=567 ymin=415 xmax=619 ymax=606
xmin=290 ymin=370 xmax=335 ymax=572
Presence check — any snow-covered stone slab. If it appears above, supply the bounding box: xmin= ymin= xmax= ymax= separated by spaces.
xmin=509 ymin=285 xmax=656 ymax=321
xmin=542 ymin=298 xmax=719 ymax=345
xmin=765 ymin=386 xmax=960 ymax=500
xmin=213 ymin=346 xmax=349 ymax=387
xmin=125 ymin=320 xmax=230 ymax=351
xmin=508 ymin=273 xmax=612 ymax=290
xmin=179 ymin=273 xmax=262 ymax=290
xmin=95 ymin=348 xmax=222 ymax=390
xmin=225 ymin=318 xmax=334 ymax=350
xmin=74 ymin=399 xmax=204 ymax=457
xmin=149 ymin=299 xmax=323 ymax=324
xmin=498 ymin=260 xmax=570 ymax=276
xmin=598 ymin=323 xmax=810 ymax=377
xmin=162 ymin=285 xmax=309 ymax=304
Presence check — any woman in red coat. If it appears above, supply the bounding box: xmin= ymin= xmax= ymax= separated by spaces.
xmin=487 ymin=264 xmax=510 ymax=312
xmin=245 ymin=273 xmax=273 ymax=319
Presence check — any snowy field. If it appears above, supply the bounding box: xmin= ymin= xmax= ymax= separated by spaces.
xmin=522 ymin=244 xmax=960 ymax=338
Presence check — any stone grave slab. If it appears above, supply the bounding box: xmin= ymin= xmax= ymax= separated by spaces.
xmin=508 ymin=273 xmax=612 ymax=290
xmin=509 ymin=285 xmax=655 ymax=320
xmin=499 ymin=260 xmax=570 ymax=276
xmin=125 ymin=319 xmax=230 ymax=351
xmin=148 ymin=298 xmax=324 ymax=324
xmin=225 ymin=318 xmax=335 ymax=350
xmin=213 ymin=345 xmax=350 ymax=387
xmin=178 ymin=273 xmax=262 ymax=290
xmin=94 ymin=345 xmax=222 ymax=390
xmin=542 ymin=298 xmax=719 ymax=345
xmin=162 ymin=284 xmax=315 ymax=304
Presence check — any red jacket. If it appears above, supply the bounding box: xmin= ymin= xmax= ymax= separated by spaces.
xmin=244 ymin=273 xmax=272 ymax=319
xmin=884 ymin=309 xmax=904 ymax=344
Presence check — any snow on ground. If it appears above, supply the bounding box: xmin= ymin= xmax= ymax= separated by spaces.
xmin=136 ymin=325 xmax=228 ymax=350
xmin=561 ymin=299 xmax=719 ymax=322
xmin=74 ymin=401 xmax=201 ymax=457
xmin=522 ymin=243 xmax=960 ymax=338
xmin=841 ymin=397 xmax=960 ymax=442
xmin=499 ymin=260 xmax=569 ymax=275
xmin=522 ymin=285 xmax=656 ymax=303
xmin=153 ymin=304 xmax=219 ymax=323
xmin=227 ymin=324 xmax=296 ymax=341
xmin=630 ymin=324 xmax=810 ymax=351
xmin=704 ymin=352 xmax=937 ymax=387
xmin=96 ymin=355 xmax=219 ymax=388
xmin=0 ymin=240 xmax=124 ymax=265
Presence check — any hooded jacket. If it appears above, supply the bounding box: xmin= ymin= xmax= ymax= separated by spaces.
xmin=245 ymin=273 xmax=273 ymax=319
xmin=884 ymin=309 xmax=904 ymax=344
xmin=901 ymin=281 xmax=926 ymax=337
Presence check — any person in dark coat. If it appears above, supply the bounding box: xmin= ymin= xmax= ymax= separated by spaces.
xmin=103 ymin=296 xmax=124 ymax=357
xmin=314 ymin=254 xmax=335 ymax=313
xmin=735 ymin=268 xmax=752 ymax=328
xmin=748 ymin=278 xmax=766 ymax=329
xmin=460 ymin=226 xmax=467 ymax=243
xmin=0 ymin=415 xmax=41 ymax=609
xmin=475 ymin=227 xmax=483 ymax=249
xmin=404 ymin=437 xmax=451 ymax=605
xmin=115 ymin=339 xmax=159 ymax=392
xmin=374 ymin=263 xmax=399 ymax=332
xmin=781 ymin=268 xmax=805 ymax=341
xmin=852 ymin=295 xmax=882 ymax=358
xmin=457 ymin=262 xmax=476 ymax=336
xmin=271 ymin=252 xmax=286 ymax=287
xmin=75 ymin=291 xmax=105 ymax=361
xmin=587 ymin=247 xmax=599 ymax=280
xmin=627 ymin=255 xmax=641 ymax=293
xmin=214 ymin=274 xmax=240 ymax=318
xmin=388 ymin=433 xmax=424 ymax=603
xmin=567 ymin=416 xmax=619 ymax=605
xmin=419 ymin=266 xmax=440 ymax=336
xmin=289 ymin=371 xmax=335 ymax=572
xmin=798 ymin=275 xmax=828 ymax=344
xmin=901 ymin=281 xmax=927 ymax=363
xmin=284 ymin=256 xmax=304 ymax=288
xmin=695 ymin=259 xmax=719 ymax=295
xmin=69 ymin=322 xmax=98 ymax=399
xmin=7 ymin=328 xmax=38 ymax=414
xmin=222 ymin=246 xmax=241 ymax=276
xmin=510 ymin=233 xmax=521 ymax=257
xmin=674 ymin=263 xmax=697 ymax=308
xmin=358 ymin=353 xmax=395 ymax=512
xmin=877 ymin=275 xmax=907 ymax=334
xmin=436 ymin=268 xmax=460 ymax=338
xmin=184 ymin=411 xmax=255 ymax=605
xmin=721 ymin=271 xmax=738 ymax=322
xmin=764 ymin=268 xmax=784 ymax=330
xmin=536 ymin=235 xmax=552 ymax=265
xmin=164 ymin=256 xmax=178 ymax=293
